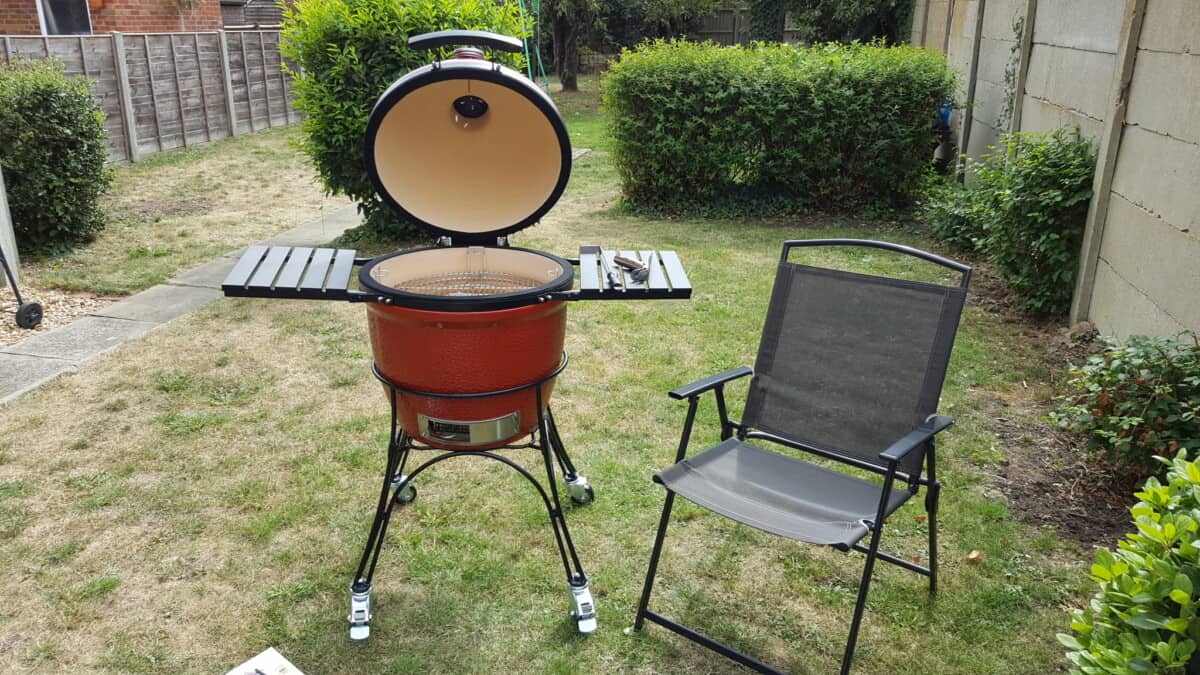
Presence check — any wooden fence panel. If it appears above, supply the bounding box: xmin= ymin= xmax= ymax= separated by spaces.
xmin=1 ymin=30 xmax=296 ymax=162
xmin=2 ymin=35 xmax=131 ymax=161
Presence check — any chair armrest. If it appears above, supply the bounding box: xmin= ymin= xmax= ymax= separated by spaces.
xmin=669 ymin=366 xmax=753 ymax=400
xmin=879 ymin=415 xmax=955 ymax=463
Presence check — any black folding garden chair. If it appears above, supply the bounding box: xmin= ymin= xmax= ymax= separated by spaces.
xmin=633 ymin=239 xmax=971 ymax=674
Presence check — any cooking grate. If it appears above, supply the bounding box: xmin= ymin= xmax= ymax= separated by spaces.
xmin=393 ymin=271 xmax=544 ymax=297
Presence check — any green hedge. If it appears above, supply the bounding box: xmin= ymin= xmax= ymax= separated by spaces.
xmin=601 ymin=40 xmax=955 ymax=215
xmin=0 ymin=59 xmax=111 ymax=253
xmin=280 ymin=0 xmax=527 ymax=240
xmin=1059 ymin=451 xmax=1200 ymax=673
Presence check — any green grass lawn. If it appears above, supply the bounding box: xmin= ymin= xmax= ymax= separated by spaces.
xmin=0 ymin=76 xmax=1091 ymax=673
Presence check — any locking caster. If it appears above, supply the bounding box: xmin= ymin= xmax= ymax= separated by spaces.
xmin=391 ymin=473 xmax=416 ymax=504
xmin=348 ymin=584 xmax=372 ymax=641
xmin=569 ymin=578 xmax=597 ymax=634
xmin=565 ymin=473 xmax=594 ymax=506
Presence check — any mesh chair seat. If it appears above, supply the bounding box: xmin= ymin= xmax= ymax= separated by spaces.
xmin=657 ymin=438 xmax=912 ymax=548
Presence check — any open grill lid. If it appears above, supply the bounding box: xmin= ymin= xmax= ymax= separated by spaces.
xmin=363 ymin=31 xmax=572 ymax=245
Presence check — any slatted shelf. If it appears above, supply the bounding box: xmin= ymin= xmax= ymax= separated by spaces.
xmin=221 ymin=244 xmax=692 ymax=302
xmin=574 ymin=245 xmax=692 ymax=300
xmin=222 ymin=245 xmax=359 ymax=300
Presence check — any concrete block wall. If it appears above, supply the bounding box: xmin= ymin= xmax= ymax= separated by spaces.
xmin=914 ymin=0 xmax=1200 ymax=339
xmin=1019 ymin=0 xmax=1122 ymax=142
xmin=966 ymin=0 xmax=1023 ymax=156
xmin=1087 ymin=0 xmax=1200 ymax=337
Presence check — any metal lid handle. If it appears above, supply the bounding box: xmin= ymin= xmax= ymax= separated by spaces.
xmin=407 ymin=30 xmax=523 ymax=54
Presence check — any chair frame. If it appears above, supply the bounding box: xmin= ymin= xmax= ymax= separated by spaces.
xmin=633 ymin=239 xmax=971 ymax=674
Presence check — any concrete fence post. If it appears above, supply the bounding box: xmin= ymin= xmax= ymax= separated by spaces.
xmin=1008 ymin=0 xmax=1038 ymax=134
xmin=111 ymin=32 xmax=140 ymax=162
xmin=1070 ymin=0 xmax=1147 ymax=324
xmin=217 ymin=30 xmax=239 ymax=137
xmin=956 ymin=0 xmax=988 ymax=178
xmin=0 ymin=165 xmax=18 ymax=287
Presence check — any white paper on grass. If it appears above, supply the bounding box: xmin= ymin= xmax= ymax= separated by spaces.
xmin=225 ymin=647 xmax=305 ymax=675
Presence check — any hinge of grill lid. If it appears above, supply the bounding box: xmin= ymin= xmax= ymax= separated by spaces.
xmin=434 ymin=236 xmax=511 ymax=248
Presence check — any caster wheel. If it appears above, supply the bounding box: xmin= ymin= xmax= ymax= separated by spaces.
xmin=348 ymin=585 xmax=372 ymax=641
xmin=565 ymin=474 xmax=594 ymax=506
xmin=392 ymin=474 xmax=416 ymax=504
xmin=15 ymin=302 xmax=42 ymax=329
xmin=570 ymin=484 xmax=594 ymax=506
xmin=570 ymin=579 xmax=597 ymax=634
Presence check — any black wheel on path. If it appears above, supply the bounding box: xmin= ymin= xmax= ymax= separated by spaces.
xmin=15 ymin=302 xmax=42 ymax=329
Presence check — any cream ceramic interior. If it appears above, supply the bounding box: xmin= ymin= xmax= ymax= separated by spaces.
xmin=368 ymin=247 xmax=566 ymax=297
xmin=373 ymin=77 xmax=564 ymax=234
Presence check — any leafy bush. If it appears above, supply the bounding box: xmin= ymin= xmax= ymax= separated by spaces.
xmin=0 ymin=59 xmax=111 ymax=253
xmin=1052 ymin=334 xmax=1200 ymax=470
xmin=923 ymin=182 xmax=984 ymax=251
xmin=280 ymin=0 xmax=527 ymax=240
xmin=602 ymin=40 xmax=955 ymax=216
xmin=923 ymin=128 xmax=1095 ymax=315
xmin=1058 ymin=451 xmax=1200 ymax=673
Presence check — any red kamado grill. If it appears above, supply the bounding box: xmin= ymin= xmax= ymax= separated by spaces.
xmin=221 ymin=30 xmax=691 ymax=641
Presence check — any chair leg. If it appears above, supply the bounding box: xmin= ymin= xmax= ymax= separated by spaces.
xmin=635 ymin=490 xmax=677 ymax=630
xmin=842 ymin=522 xmax=885 ymax=675
xmin=926 ymin=481 xmax=941 ymax=595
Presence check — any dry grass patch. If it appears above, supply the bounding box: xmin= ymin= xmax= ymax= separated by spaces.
xmin=23 ymin=127 xmax=349 ymax=296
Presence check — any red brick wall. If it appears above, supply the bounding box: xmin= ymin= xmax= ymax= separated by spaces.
xmin=0 ymin=0 xmax=222 ymax=35
xmin=0 ymin=0 xmax=41 ymax=35
xmin=90 ymin=0 xmax=222 ymax=33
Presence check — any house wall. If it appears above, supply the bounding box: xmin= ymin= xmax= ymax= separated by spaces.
xmin=914 ymin=0 xmax=1200 ymax=339
xmin=0 ymin=0 xmax=41 ymax=34
xmin=0 ymin=0 xmax=220 ymax=35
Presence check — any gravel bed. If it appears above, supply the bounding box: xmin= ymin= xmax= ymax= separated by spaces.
xmin=0 ymin=283 xmax=118 ymax=348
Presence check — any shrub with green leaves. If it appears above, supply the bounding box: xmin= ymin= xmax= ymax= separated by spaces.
xmin=922 ymin=181 xmax=984 ymax=251
xmin=602 ymin=40 xmax=955 ymax=216
xmin=1052 ymin=334 xmax=1200 ymax=470
xmin=923 ymin=128 xmax=1095 ymax=315
xmin=1058 ymin=451 xmax=1200 ymax=673
xmin=0 ymin=58 xmax=111 ymax=253
xmin=280 ymin=0 xmax=527 ymax=239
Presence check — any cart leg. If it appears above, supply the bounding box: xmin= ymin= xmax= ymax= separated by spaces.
xmin=546 ymin=409 xmax=593 ymax=505
xmin=535 ymin=398 xmax=596 ymax=633
xmin=347 ymin=432 xmax=412 ymax=641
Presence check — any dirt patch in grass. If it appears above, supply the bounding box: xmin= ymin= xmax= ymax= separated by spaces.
xmin=971 ymin=315 xmax=1133 ymax=551
xmin=984 ymin=390 xmax=1136 ymax=551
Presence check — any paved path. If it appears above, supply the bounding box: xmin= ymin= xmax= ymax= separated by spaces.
xmin=0 ymin=204 xmax=360 ymax=405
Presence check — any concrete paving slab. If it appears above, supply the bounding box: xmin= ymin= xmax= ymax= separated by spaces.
xmin=2 ymin=316 xmax=156 ymax=363
xmin=91 ymin=285 xmax=223 ymax=324
xmin=170 ymin=255 xmax=239 ymax=289
xmin=262 ymin=204 xmax=360 ymax=247
xmin=0 ymin=352 xmax=75 ymax=404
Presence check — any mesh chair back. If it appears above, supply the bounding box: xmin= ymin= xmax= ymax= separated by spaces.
xmin=743 ymin=253 xmax=967 ymax=476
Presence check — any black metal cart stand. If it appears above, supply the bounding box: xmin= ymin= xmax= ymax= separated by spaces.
xmin=221 ymin=243 xmax=691 ymax=640
xmin=347 ymin=357 xmax=597 ymax=639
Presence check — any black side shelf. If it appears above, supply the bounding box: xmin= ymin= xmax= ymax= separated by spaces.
xmin=564 ymin=245 xmax=692 ymax=301
xmin=221 ymin=244 xmax=694 ymax=303
xmin=222 ymin=245 xmax=362 ymax=301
